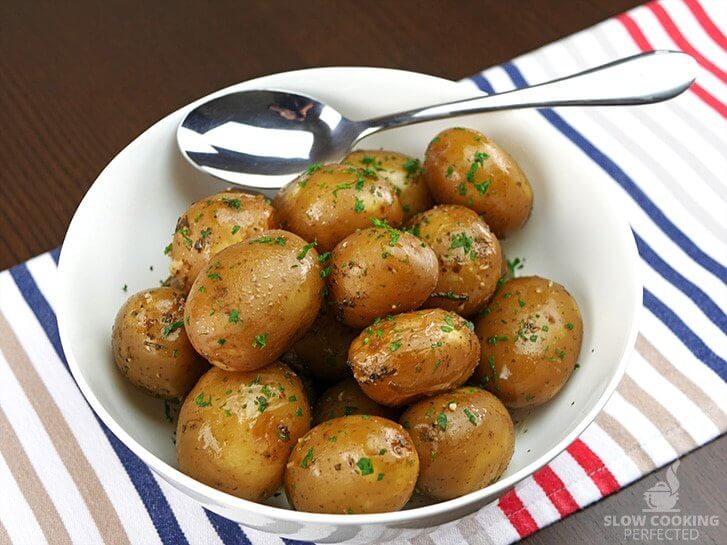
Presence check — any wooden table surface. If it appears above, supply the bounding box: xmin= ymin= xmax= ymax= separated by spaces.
xmin=1 ymin=1 xmax=724 ymax=543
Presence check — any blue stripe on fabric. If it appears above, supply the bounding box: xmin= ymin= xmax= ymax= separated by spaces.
xmin=644 ymin=288 xmax=726 ymax=379
xmin=497 ymin=61 xmax=727 ymax=282
xmin=283 ymin=539 xmax=315 ymax=545
xmin=205 ymin=511 xmax=252 ymax=545
xmin=50 ymin=246 xmax=61 ymax=264
xmin=634 ymin=232 xmax=726 ymax=334
xmin=470 ymin=72 xmax=494 ymax=94
xmin=8 ymin=263 xmax=190 ymax=545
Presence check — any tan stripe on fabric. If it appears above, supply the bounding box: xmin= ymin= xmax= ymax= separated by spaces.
xmin=636 ymin=334 xmax=727 ymax=431
xmin=618 ymin=374 xmax=697 ymax=454
xmin=0 ymin=519 xmax=11 ymax=545
xmin=0 ymin=407 xmax=72 ymax=545
xmin=456 ymin=515 xmax=497 ymax=545
xmin=595 ymin=411 xmax=655 ymax=473
xmin=410 ymin=532 xmax=439 ymax=545
xmin=0 ymin=311 xmax=131 ymax=545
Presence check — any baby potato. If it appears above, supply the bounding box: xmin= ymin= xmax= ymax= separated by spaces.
xmin=185 ymin=229 xmax=323 ymax=372
xmin=284 ymin=416 xmax=418 ymax=514
xmin=169 ymin=191 xmax=278 ymax=292
xmin=400 ymin=387 xmax=514 ymax=501
xmin=407 ymin=205 xmax=503 ymax=317
xmin=348 ymin=309 xmax=480 ymax=407
xmin=290 ymin=309 xmax=359 ymax=382
xmin=343 ymin=150 xmax=432 ymax=221
xmin=111 ymin=287 xmax=208 ymax=399
xmin=328 ymin=226 xmax=438 ymax=327
xmin=423 ymin=128 xmax=533 ymax=237
xmin=176 ymin=363 xmax=311 ymax=502
xmin=273 ymin=163 xmax=404 ymax=252
xmin=313 ymin=378 xmax=398 ymax=425
xmin=473 ymin=276 xmax=583 ymax=408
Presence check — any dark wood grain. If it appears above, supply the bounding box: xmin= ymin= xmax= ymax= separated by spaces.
xmin=6 ymin=2 xmax=725 ymax=545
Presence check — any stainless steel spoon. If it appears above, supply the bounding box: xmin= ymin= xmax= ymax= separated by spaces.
xmin=177 ymin=50 xmax=696 ymax=190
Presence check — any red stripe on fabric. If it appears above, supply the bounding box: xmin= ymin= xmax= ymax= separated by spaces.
xmin=617 ymin=10 xmax=727 ymax=119
xmin=648 ymin=1 xmax=727 ymax=84
xmin=567 ymin=439 xmax=621 ymax=496
xmin=498 ymin=489 xmax=540 ymax=538
xmin=533 ymin=466 xmax=580 ymax=516
xmin=684 ymin=0 xmax=727 ymax=50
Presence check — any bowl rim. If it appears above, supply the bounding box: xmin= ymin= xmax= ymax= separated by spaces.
xmin=57 ymin=65 xmax=642 ymax=527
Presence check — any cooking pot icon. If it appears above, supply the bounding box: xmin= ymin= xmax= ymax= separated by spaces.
xmin=643 ymin=459 xmax=680 ymax=512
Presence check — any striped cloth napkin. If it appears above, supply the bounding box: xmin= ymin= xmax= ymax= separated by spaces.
xmin=0 ymin=0 xmax=725 ymax=543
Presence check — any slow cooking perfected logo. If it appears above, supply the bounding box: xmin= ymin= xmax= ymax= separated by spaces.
xmin=603 ymin=459 xmax=720 ymax=541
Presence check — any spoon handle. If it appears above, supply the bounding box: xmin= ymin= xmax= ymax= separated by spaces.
xmin=361 ymin=51 xmax=696 ymax=135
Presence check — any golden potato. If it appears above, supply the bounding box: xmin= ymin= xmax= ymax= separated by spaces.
xmin=328 ymin=225 xmax=438 ymax=327
xmin=273 ymin=163 xmax=403 ymax=252
xmin=348 ymin=309 xmax=480 ymax=406
xmin=343 ymin=150 xmax=432 ymax=221
xmin=111 ymin=287 xmax=208 ymax=398
xmin=400 ymin=387 xmax=514 ymax=500
xmin=423 ymin=128 xmax=533 ymax=237
xmin=284 ymin=416 xmax=418 ymax=513
xmin=185 ymin=229 xmax=323 ymax=372
xmin=313 ymin=378 xmax=398 ymax=425
xmin=169 ymin=191 xmax=278 ymax=292
xmin=473 ymin=276 xmax=583 ymax=407
xmin=176 ymin=363 xmax=311 ymax=502
xmin=290 ymin=308 xmax=358 ymax=382
xmin=407 ymin=205 xmax=503 ymax=317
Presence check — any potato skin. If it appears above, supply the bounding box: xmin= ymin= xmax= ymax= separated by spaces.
xmin=343 ymin=150 xmax=432 ymax=221
xmin=313 ymin=378 xmax=398 ymax=425
xmin=284 ymin=416 xmax=418 ymax=514
xmin=273 ymin=163 xmax=404 ymax=252
xmin=473 ymin=276 xmax=583 ymax=408
xmin=328 ymin=227 xmax=439 ymax=328
xmin=400 ymin=387 xmax=514 ymax=501
xmin=290 ymin=309 xmax=358 ymax=382
xmin=348 ymin=309 xmax=480 ymax=407
xmin=169 ymin=191 xmax=278 ymax=292
xmin=185 ymin=229 xmax=323 ymax=372
xmin=111 ymin=287 xmax=208 ymax=398
xmin=176 ymin=363 xmax=311 ymax=502
xmin=407 ymin=205 xmax=503 ymax=317
xmin=423 ymin=128 xmax=533 ymax=237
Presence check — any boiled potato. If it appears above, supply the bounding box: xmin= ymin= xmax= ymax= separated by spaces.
xmin=284 ymin=416 xmax=418 ymax=513
xmin=169 ymin=191 xmax=278 ymax=292
xmin=348 ymin=309 xmax=480 ymax=406
xmin=273 ymin=163 xmax=403 ymax=252
xmin=111 ymin=287 xmax=208 ymax=398
xmin=400 ymin=387 xmax=514 ymax=500
xmin=328 ymin=226 xmax=438 ymax=327
xmin=185 ymin=229 xmax=323 ymax=372
xmin=313 ymin=378 xmax=398 ymax=425
xmin=290 ymin=309 xmax=358 ymax=382
xmin=407 ymin=205 xmax=503 ymax=317
xmin=473 ymin=276 xmax=583 ymax=407
xmin=343 ymin=150 xmax=432 ymax=221
xmin=423 ymin=128 xmax=533 ymax=237
xmin=176 ymin=363 xmax=311 ymax=502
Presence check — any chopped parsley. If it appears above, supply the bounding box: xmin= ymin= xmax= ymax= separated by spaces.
xmin=249 ymin=235 xmax=286 ymax=246
xmin=354 ymin=196 xmax=365 ymax=213
xmin=207 ymin=272 xmax=221 ymax=281
xmin=297 ymin=240 xmax=317 ymax=260
xmin=566 ymin=323 xmax=574 ymax=330
xmin=377 ymin=473 xmax=385 ymax=481
xmin=301 ymin=447 xmax=314 ymax=468
xmin=222 ymin=197 xmax=241 ymax=209
xmin=450 ymin=232 xmax=474 ymax=255
xmin=231 ymin=225 xmax=241 ymax=235
xmin=464 ymin=408 xmax=478 ymax=425
xmin=194 ymin=393 xmax=212 ymax=407
xmin=256 ymin=396 xmax=268 ymax=413
xmin=403 ymin=158 xmax=421 ymax=177
xmin=320 ymin=266 xmax=332 ymax=278
xmin=437 ymin=412 xmax=448 ymax=431
xmin=306 ymin=163 xmax=323 ymax=174
xmin=252 ymin=332 xmax=268 ymax=349
xmin=164 ymin=243 xmax=172 ymax=255
xmin=217 ymin=338 xmax=226 ymax=346
xmin=162 ymin=321 xmax=184 ymax=337
xmin=390 ymin=340 xmax=402 ymax=352
xmin=446 ymin=165 xmax=454 ymax=178
xmin=228 ymin=309 xmax=240 ymax=323
xmin=356 ymin=457 xmax=374 ymax=476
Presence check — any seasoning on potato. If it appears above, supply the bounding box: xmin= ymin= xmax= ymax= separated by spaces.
xmin=343 ymin=150 xmax=433 ymax=221
xmin=348 ymin=309 xmax=480 ymax=406
xmin=473 ymin=276 xmax=583 ymax=407
xmin=284 ymin=416 xmax=418 ymax=514
xmin=177 ymin=363 xmax=311 ymax=502
xmin=184 ymin=229 xmax=324 ymax=372
xmin=328 ymin=223 xmax=438 ymax=327
xmin=423 ymin=127 xmax=533 ymax=238
xmin=111 ymin=287 xmax=208 ymax=398
xmin=400 ymin=387 xmax=514 ymax=500
xmin=313 ymin=378 xmax=399 ymax=425
xmin=407 ymin=205 xmax=503 ymax=317
xmin=290 ymin=308 xmax=359 ymax=383
xmin=273 ymin=163 xmax=403 ymax=252
xmin=168 ymin=191 xmax=278 ymax=292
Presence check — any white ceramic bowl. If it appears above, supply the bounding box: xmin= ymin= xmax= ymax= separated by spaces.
xmin=57 ymin=67 xmax=640 ymax=544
